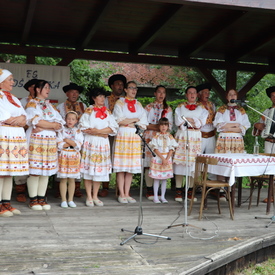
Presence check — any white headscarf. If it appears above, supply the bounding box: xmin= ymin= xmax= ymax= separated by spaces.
xmin=0 ymin=69 xmax=12 ymax=83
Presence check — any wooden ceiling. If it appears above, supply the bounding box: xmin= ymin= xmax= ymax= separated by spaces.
xmin=1 ymin=0 xmax=275 ymax=74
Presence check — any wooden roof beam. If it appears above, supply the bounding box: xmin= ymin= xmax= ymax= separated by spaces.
xmin=152 ymin=0 xmax=275 ymax=11
xmin=179 ymin=10 xmax=246 ymax=58
xmin=238 ymin=72 xmax=266 ymax=99
xmin=231 ymin=22 xmax=275 ymax=61
xmin=195 ymin=67 xmax=226 ymax=102
xmin=129 ymin=4 xmax=183 ymax=54
xmin=21 ymin=0 xmax=37 ymax=46
xmin=56 ymin=57 xmax=75 ymax=66
xmin=77 ymin=0 xmax=116 ymax=50
xmin=2 ymin=44 xmax=275 ymax=73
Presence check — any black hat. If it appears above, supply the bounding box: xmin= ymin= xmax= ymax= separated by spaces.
xmin=62 ymin=83 xmax=84 ymax=93
xmin=88 ymin=87 xmax=108 ymax=105
xmin=108 ymin=74 xmax=126 ymax=88
xmin=266 ymin=86 xmax=275 ymax=98
xmin=23 ymin=79 xmax=39 ymax=91
xmin=196 ymin=83 xmax=212 ymax=92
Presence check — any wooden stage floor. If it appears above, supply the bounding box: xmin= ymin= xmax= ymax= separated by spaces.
xmin=1 ymin=187 xmax=275 ymax=274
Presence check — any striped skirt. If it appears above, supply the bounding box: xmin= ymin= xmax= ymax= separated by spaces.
xmin=215 ymin=132 xmax=244 ymax=153
xmin=57 ymin=149 xmax=81 ymax=179
xmin=0 ymin=126 xmax=29 ymax=176
xmin=113 ymin=127 xmax=142 ymax=173
xmin=28 ymin=130 xmax=58 ymax=176
xmin=173 ymin=129 xmax=202 ymax=176
xmin=80 ymin=135 xmax=111 ymax=181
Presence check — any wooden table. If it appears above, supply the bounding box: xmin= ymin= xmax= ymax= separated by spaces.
xmin=197 ymin=153 xmax=275 ymax=214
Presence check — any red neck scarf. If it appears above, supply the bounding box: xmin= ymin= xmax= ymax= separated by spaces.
xmin=3 ymin=91 xmax=21 ymax=108
xmin=94 ymin=106 xmax=107 ymax=119
xmin=161 ymin=109 xmax=168 ymax=117
xmin=185 ymin=104 xmax=197 ymax=111
xmin=125 ymin=98 xmax=136 ymax=112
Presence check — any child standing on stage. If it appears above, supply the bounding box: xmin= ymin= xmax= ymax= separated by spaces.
xmin=149 ymin=117 xmax=178 ymax=203
xmin=57 ymin=111 xmax=84 ymax=208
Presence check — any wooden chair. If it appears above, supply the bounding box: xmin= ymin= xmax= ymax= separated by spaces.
xmin=248 ymin=175 xmax=269 ymax=209
xmin=248 ymin=153 xmax=275 ymax=210
xmin=188 ymin=156 xmax=234 ymax=220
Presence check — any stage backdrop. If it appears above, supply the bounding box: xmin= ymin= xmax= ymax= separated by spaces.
xmin=0 ymin=63 xmax=70 ymax=104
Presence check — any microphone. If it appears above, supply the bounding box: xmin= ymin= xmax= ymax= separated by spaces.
xmin=230 ymin=99 xmax=249 ymax=104
xmin=181 ymin=116 xmax=193 ymax=128
xmin=134 ymin=124 xmax=140 ymax=134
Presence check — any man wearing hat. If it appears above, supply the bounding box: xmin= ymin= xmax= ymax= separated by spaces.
xmin=57 ymin=83 xmax=86 ymax=119
xmin=20 ymin=79 xmax=39 ymax=108
xmin=197 ymin=83 xmax=220 ymax=198
xmin=105 ymin=74 xmax=126 ymax=112
xmin=254 ymin=86 xmax=275 ymax=203
xmin=14 ymin=79 xmax=39 ymax=202
xmin=56 ymin=83 xmax=87 ymax=198
xmin=98 ymin=74 xmax=127 ymax=197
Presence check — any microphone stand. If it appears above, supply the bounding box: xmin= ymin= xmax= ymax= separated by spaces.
xmin=168 ymin=120 xmax=206 ymax=231
xmin=240 ymin=101 xmax=275 ymax=228
xmin=120 ymin=125 xmax=171 ymax=245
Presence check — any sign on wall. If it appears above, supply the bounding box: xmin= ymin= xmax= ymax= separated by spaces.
xmin=0 ymin=63 xmax=70 ymax=104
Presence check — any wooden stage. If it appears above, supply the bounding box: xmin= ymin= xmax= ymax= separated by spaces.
xmin=1 ymin=187 xmax=275 ymax=275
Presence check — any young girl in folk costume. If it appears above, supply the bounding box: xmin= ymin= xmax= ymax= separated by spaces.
xmin=173 ymin=86 xmax=208 ymax=202
xmin=0 ymin=69 xmax=29 ymax=217
xmin=214 ymin=89 xmax=251 ymax=153
xmin=25 ymin=80 xmax=65 ymax=210
xmin=113 ymin=81 xmax=148 ymax=204
xmin=149 ymin=118 xmax=178 ymax=203
xmin=144 ymin=85 xmax=173 ymax=200
xmin=57 ymin=111 xmax=84 ymax=208
xmin=79 ymin=87 xmax=118 ymax=207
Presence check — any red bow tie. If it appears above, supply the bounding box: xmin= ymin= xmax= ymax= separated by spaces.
xmin=185 ymin=104 xmax=197 ymax=111
xmin=125 ymin=98 xmax=136 ymax=112
xmin=94 ymin=106 xmax=107 ymax=119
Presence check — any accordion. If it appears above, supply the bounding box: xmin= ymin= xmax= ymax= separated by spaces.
xmin=261 ymin=107 xmax=275 ymax=138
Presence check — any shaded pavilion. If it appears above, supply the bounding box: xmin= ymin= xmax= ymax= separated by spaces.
xmin=1 ymin=0 xmax=275 ymax=101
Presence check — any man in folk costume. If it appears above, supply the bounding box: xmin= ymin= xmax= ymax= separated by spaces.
xmin=14 ymin=79 xmax=39 ymax=202
xmin=56 ymin=83 xmax=87 ymax=198
xmin=254 ymin=86 xmax=275 ymax=203
xmin=105 ymin=74 xmax=126 ymax=113
xmin=57 ymin=83 xmax=86 ymax=120
xmin=98 ymin=74 xmax=127 ymax=197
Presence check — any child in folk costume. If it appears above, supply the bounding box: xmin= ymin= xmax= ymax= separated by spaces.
xmin=149 ymin=118 xmax=178 ymax=203
xmin=144 ymin=85 xmax=174 ymax=200
xmin=25 ymin=80 xmax=65 ymax=211
xmin=79 ymin=88 xmax=118 ymax=207
xmin=57 ymin=111 xmax=84 ymax=208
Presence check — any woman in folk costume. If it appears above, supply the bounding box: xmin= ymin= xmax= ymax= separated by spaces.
xmin=173 ymin=86 xmax=208 ymax=202
xmin=0 ymin=69 xmax=29 ymax=217
xmin=143 ymin=85 xmax=173 ymax=200
xmin=57 ymin=111 xmax=84 ymax=208
xmin=25 ymin=80 xmax=65 ymax=211
xmin=79 ymin=87 xmax=118 ymax=207
xmin=214 ymin=89 xmax=251 ymax=153
xmin=113 ymin=81 xmax=148 ymax=204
